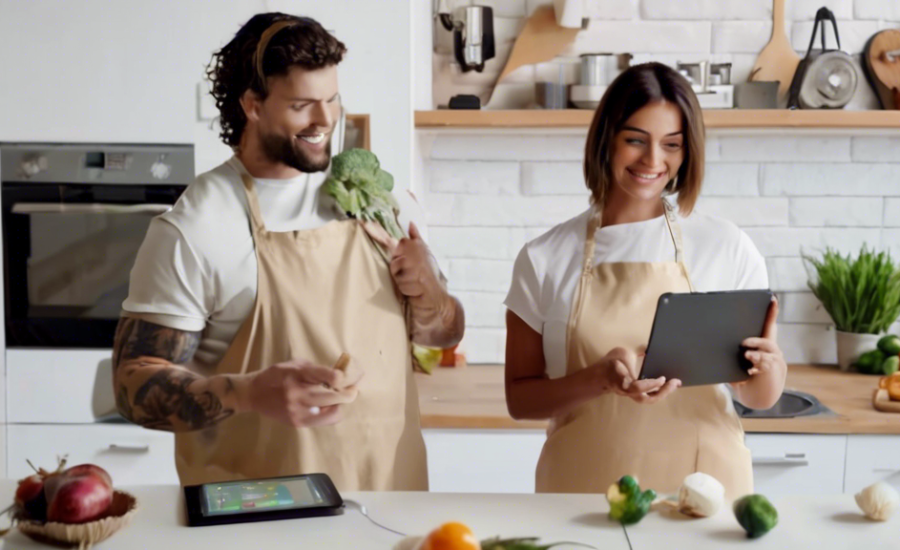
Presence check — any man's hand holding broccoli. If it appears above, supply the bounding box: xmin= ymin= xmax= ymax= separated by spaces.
xmin=324 ymin=149 xmax=464 ymax=350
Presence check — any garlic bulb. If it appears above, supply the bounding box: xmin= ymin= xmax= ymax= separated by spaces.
xmin=677 ymin=472 xmax=725 ymax=518
xmin=855 ymin=482 xmax=900 ymax=521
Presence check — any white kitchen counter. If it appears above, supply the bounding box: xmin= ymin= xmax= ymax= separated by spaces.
xmin=0 ymin=482 xmax=896 ymax=549
xmin=0 ymin=483 xmax=626 ymax=549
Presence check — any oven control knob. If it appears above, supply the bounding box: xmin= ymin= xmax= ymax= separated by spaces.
xmin=150 ymin=160 xmax=172 ymax=180
xmin=20 ymin=155 xmax=48 ymax=178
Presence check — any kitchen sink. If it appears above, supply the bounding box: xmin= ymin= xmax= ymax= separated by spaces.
xmin=733 ymin=389 xmax=833 ymax=418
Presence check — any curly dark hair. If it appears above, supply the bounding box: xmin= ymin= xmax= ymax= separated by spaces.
xmin=206 ymin=13 xmax=347 ymax=148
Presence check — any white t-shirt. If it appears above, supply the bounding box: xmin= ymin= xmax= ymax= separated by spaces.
xmin=122 ymin=157 xmax=424 ymax=367
xmin=504 ymin=201 xmax=769 ymax=380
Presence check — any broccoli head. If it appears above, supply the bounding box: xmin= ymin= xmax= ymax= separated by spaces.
xmin=324 ymin=148 xmax=403 ymax=239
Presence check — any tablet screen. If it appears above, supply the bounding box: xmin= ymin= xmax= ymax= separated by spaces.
xmin=201 ymin=477 xmax=326 ymax=516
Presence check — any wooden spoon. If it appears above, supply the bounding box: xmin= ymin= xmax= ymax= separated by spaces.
xmin=870 ymin=30 xmax=900 ymax=109
xmin=750 ymin=0 xmax=801 ymax=103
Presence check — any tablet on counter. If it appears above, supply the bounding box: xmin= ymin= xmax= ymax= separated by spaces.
xmin=639 ymin=289 xmax=774 ymax=387
xmin=184 ymin=473 xmax=344 ymax=527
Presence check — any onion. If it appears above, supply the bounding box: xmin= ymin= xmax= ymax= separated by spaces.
xmin=45 ymin=474 xmax=112 ymax=524
xmin=7 ymin=459 xmax=114 ymax=525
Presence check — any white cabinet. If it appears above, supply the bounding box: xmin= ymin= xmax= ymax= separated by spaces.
xmin=7 ymin=349 xmax=116 ymax=423
xmin=423 ymin=429 xmax=546 ymax=493
xmin=844 ymin=435 xmax=900 ymax=495
xmin=8 ymin=424 xmax=178 ymax=486
xmin=745 ymin=434 xmax=847 ymax=496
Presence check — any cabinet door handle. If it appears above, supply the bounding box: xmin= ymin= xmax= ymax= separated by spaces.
xmin=873 ymin=468 xmax=900 ymax=473
xmin=752 ymin=453 xmax=808 ymax=466
xmin=108 ymin=443 xmax=150 ymax=453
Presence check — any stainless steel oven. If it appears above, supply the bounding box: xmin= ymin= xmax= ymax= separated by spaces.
xmin=1 ymin=143 xmax=193 ymax=348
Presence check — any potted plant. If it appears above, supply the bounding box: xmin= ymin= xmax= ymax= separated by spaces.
xmin=803 ymin=246 xmax=900 ymax=371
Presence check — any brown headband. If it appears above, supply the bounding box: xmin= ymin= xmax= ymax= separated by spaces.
xmin=253 ymin=20 xmax=298 ymax=91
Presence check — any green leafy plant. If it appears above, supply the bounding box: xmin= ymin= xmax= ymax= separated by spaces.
xmin=803 ymin=246 xmax=900 ymax=334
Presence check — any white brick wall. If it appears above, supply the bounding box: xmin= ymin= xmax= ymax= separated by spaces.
xmin=425 ymin=0 xmax=900 ymax=364
xmin=789 ymin=198 xmax=884 ymax=227
xmin=787 ymin=0 xmax=853 ymax=19
xmin=640 ymin=0 xmax=769 ymax=20
xmin=855 ymin=0 xmax=900 ymax=20
xmin=790 ymin=20 xmax=880 ymax=54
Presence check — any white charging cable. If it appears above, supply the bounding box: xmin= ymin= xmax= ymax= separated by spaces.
xmin=343 ymin=499 xmax=407 ymax=537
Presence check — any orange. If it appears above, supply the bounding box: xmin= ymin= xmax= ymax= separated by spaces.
xmin=420 ymin=522 xmax=481 ymax=550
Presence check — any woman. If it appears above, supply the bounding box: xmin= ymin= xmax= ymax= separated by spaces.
xmin=504 ymin=63 xmax=787 ymax=498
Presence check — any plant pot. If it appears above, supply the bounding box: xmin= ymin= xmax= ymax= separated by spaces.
xmin=835 ymin=331 xmax=883 ymax=372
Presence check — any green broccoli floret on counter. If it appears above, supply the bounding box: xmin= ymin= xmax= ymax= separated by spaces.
xmin=324 ymin=148 xmax=404 ymax=240
xmin=607 ymin=475 xmax=656 ymax=525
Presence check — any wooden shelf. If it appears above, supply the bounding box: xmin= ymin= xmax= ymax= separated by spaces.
xmin=415 ymin=109 xmax=900 ymax=129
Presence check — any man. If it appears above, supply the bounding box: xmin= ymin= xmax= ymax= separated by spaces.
xmin=113 ymin=13 xmax=464 ymax=491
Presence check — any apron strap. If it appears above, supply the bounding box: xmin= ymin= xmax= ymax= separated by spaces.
xmin=663 ymin=200 xmax=695 ymax=293
xmin=582 ymin=200 xmax=695 ymax=291
xmin=228 ymin=157 xmax=268 ymax=235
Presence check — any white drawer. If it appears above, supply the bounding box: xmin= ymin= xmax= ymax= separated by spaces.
xmin=8 ymin=424 xmax=178 ymax=486
xmin=845 ymin=435 xmax=900 ymax=495
xmin=7 ymin=349 xmax=116 ymax=423
xmin=745 ymin=434 xmax=846 ymax=496
xmin=423 ymin=429 xmax=545 ymax=493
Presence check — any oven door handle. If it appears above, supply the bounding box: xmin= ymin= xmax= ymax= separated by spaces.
xmin=11 ymin=203 xmax=172 ymax=215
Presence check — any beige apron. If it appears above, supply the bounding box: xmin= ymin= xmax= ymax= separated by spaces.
xmin=175 ymin=160 xmax=428 ymax=491
xmin=535 ymin=200 xmax=753 ymax=499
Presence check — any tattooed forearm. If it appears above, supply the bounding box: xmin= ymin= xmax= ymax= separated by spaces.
xmin=112 ymin=316 xmax=237 ymax=432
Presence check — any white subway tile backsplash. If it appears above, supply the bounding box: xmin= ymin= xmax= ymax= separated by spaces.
xmin=777 ymin=292 xmax=832 ymax=323
xmin=884 ymin=229 xmax=900 ymax=260
xmin=855 ymin=0 xmax=900 ymax=20
xmin=745 ymin=227 xmax=880 ymax=257
xmin=426 ymin=193 xmax=590 ymax=227
xmin=429 ymin=227 xmax=525 ymax=260
xmin=705 ymin=135 xmax=722 ymax=161
xmin=447 ymin=259 xmax=515 ymax=292
xmin=701 ymin=163 xmax=759 ymax=196
xmin=454 ymin=291 xmax=508 ymax=327
xmin=719 ymin=136 xmax=851 ymax=162
xmin=565 ymin=21 xmax=711 ymax=54
xmin=787 ymin=0 xmax=853 ymax=20
xmin=790 ymin=20 xmax=879 ymax=54
xmin=789 ymin=198 xmax=884 ymax=227
xmin=428 ymin=160 xmax=521 ymax=195
xmin=585 ymin=0 xmax=639 ymax=20
xmin=885 ymin=199 xmax=900 ymax=228
xmin=851 ymin=137 xmax=900 ymax=163
xmin=431 ymin=134 xmax=587 ymax=161
xmin=695 ymin=198 xmax=788 ymax=226
xmin=767 ymin=258 xmax=813 ymax=292
xmin=478 ymin=0 xmax=527 ymax=18
xmin=778 ymin=324 xmax=837 ymax=364
xmin=711 ymin=21 xmax=775 ymax=53
xmin=461 ymin=328 xmax=507 ymax=364
xmin=761 ymin=164 xmax=900 ymax=196
xmin=640 ymin=0 xmax=769 ymax=20
xmin=521 ymin=162 xmax=585 ymax=195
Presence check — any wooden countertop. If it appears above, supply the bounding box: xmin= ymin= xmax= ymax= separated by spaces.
xmin=417 ymin=364 xmax=900 ymax=434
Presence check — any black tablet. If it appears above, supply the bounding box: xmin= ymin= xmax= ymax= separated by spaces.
xmin=639 ymin=289 xmax=774 ymax=387
xmin=184 ymin=473 xmax=344 ymax=527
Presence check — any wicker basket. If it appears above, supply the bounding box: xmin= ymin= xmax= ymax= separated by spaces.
xmin=16 ymin=490 xmax=138 ymax=549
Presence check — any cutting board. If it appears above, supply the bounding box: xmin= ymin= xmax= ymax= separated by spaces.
xmin=873 ymin=388 xmax=900 ymax=413
xmin=863 ymin=29 xmax=900 ymax=109
xmin=750 ymin=0 xmax=800 ymax=103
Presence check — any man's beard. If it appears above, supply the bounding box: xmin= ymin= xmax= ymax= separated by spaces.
xmin=259 ymin=129 xmax=332 ymax=173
